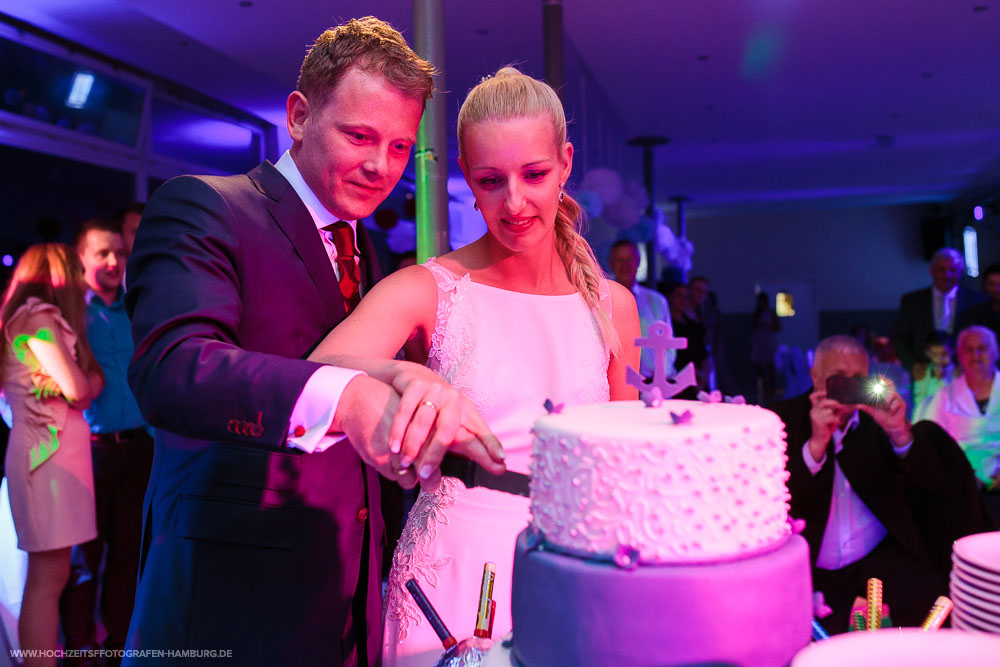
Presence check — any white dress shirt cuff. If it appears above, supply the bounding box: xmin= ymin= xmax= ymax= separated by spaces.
xmin=892 ymin=440 xmax=914 ymax=457
xmin=802 ymin=440 xmax=826 ymax=475
xmin=286 ymin=366 xmax=366 ymax=453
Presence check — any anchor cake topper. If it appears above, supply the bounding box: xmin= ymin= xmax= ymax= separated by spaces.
xmin=626 ymin=320 xmax=697 ymax=405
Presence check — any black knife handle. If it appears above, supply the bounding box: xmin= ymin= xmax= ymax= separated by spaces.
xmin=439 ymin=452 xmax=477 ymax=488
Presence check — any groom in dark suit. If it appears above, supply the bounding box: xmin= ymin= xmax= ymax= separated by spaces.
xmin=124 ymin=18 xmax=503 ymax=666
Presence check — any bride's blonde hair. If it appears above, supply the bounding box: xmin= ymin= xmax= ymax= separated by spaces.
xmin=457 ymin=67 xmax=622 ymax=357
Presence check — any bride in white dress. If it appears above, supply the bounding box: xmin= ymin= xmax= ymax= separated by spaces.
xmin=310 ymin=67 xmax=639 ymax=665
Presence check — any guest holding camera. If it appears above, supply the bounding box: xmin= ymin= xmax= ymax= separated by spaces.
xmin=770 ymin=335 xmax=991 ymax=634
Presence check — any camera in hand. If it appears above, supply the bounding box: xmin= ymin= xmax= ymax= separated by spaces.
xmin=825 ymin=375 xmax=887 ymax=406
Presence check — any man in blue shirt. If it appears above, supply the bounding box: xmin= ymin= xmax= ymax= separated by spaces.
xmin=61 ymin=218 xmax=152 ymax=665
xmin=609 ymin=240 xmax=674 ymax=378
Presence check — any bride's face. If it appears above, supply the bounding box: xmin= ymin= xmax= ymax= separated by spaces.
xmin=459 ymin=114 xmax=573 ymax=254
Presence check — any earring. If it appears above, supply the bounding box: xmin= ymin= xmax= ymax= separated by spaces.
xmin=473 ymin=201 xmax=479 ymax=211
xmin=559 ymin=190 xmax=565 ymax=203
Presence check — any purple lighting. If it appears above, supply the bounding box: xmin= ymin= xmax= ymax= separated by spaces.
xmin=974 ymin=206 xmax=984 ymax=221
xmin=2 ymin=255 xmax=12 ymax=267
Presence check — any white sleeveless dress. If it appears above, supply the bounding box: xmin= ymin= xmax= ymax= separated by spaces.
xmin=382 ymin=259 xmax=611 ymax=665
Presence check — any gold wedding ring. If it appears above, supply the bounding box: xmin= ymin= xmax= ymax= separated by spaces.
xmin=421 ymin=400 xmax=438 ymax=410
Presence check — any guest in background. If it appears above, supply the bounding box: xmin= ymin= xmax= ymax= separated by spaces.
xmin=892 ymin=248 xmax=986 ymax=375
xmin=956 ymin=262 xmax=1000 ymax=347
xmin=665 ymin=282 xmax=707 ymax=396
xmin=751 ymin=291 xmax=781 ymax=403
xmin=911 ymin=330 xmax=953 ymax=415
xmin=60 ymin=219 xmax=153 ymax=665
xmin=610 ymin=240 xmax=674 ymax=378
xmin=771 ymin=335 xmax=992 ymax=634
xmin=1 ymin=244 xmax=104 ymax=667
xmin=115 ymin=203 xmax=144 ymax=256
xmin=689 ymin=275 xmax=732 ymax=392
xmin=851 ymin=323 xmax=873 ymax=357
xmin=915 ymin=326 xmax=1000 ymax=526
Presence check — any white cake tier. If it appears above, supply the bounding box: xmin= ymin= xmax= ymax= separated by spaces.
xmin=530 ymin=399 xmax=791 ymax=563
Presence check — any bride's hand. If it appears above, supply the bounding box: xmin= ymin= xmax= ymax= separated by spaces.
xmin=390 ymin=370 xmax=506 ymax=492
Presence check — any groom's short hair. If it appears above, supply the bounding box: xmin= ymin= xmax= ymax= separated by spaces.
xmin=297 ymin=16 xmax=435 ymax=110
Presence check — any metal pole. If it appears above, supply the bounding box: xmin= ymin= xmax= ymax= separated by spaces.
xmin=671 ymin=196 xmax=688 ymax=240
xmin=627 ymin=136 xmax=668 ymax=285
xmin=542 ymin=0 xmax=564 ymax=95
xmin=413 ymin=0 xmax=450 ymax=261
xmin=670 ymin=195 xmax=690 ymax=283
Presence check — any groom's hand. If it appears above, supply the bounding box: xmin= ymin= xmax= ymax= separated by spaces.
xmin=333 ymin=375 xmax=421 ymax=488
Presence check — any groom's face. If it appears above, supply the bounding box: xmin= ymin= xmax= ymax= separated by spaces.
xmin=289 ymin=67 xmax=423 ymax=221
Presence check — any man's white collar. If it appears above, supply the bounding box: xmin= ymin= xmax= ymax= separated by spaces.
xmin=274 ymin=150 xmax=356 ymax=234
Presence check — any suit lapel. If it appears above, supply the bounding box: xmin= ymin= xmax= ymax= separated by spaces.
xmin=838 ymin=418 xmax=927 ymax=559
xmin=251 ymin=162 xmax=347 ymax=324
xmin=354 ymin=219 xmax=384 ymax=296
xmin=919 ymin=287 xmax=935 ymax=333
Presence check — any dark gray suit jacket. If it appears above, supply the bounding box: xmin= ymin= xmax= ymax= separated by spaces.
xmin=892 ymin=285 xmax=986 ymax=371
xmin=124 ymin=161 xmax=384 ymax=665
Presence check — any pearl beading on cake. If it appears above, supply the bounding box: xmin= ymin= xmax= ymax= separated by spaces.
xmin=529 ymin=401 xmax=792 ymax=564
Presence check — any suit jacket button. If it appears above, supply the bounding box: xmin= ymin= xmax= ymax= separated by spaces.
xmin=356 ymin=508 xmax=369 ymax=522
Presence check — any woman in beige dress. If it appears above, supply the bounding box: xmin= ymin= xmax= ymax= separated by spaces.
xmin=0 ymin=244 xmax=104 ymax=666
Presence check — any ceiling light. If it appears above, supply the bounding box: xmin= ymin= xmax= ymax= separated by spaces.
xmin=974 ymin=205 xmax=984 ymax=221
xmin=66 ymin=71 xmax=94 ymax=109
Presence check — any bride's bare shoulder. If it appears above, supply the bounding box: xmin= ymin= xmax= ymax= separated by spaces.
xmin=433 ymin=242 xmax=488 ymax=277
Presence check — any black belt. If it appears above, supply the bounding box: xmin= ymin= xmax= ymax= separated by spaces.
xmin=439 ymin=453 xmax=531 ymax=497
xmin=91 ymin=427 xmax=148 ymax=444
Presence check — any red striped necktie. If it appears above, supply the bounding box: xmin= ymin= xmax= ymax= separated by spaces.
xmin=324 ymin=221 xmax=361 ymax=314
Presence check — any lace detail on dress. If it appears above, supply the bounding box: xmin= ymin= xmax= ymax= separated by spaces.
xmin=384 ymin=477 xmax=462 ymax=643
xmin=421 ymin=260 xmax=495 ymax=413
xmin=579 ymin=308 xmax=611 ymax=404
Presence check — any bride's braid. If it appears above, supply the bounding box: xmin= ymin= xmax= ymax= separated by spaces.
xmin=458 ymin=67 xmax=622 ymax=357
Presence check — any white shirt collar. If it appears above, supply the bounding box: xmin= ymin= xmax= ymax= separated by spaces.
xmin=274 ymin=150 xmax=356 ymax=236
xmin=932 ymin=285 xmax=958 ymax=301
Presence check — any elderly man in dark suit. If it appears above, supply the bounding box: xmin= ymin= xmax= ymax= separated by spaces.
xmin=956 ymin=263 xmax=1000 ymax=344
xmin=893 ymin=248 xmax=986 ymax=375
xmin=124 ymin=18 xmax=504 ymax=666
xmin=769 ymin=335 xmax=991 ymax=634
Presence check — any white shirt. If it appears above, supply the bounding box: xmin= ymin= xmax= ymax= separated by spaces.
xmin=275 ymin=150 xmax=365 ymax=453
xmin=802 ymin=411 xmax=912 ymax=570
xmin=275 ymin=150 xmax=359 ymax=281
xmin=932 ymin=285 xmax=958 ymax=334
